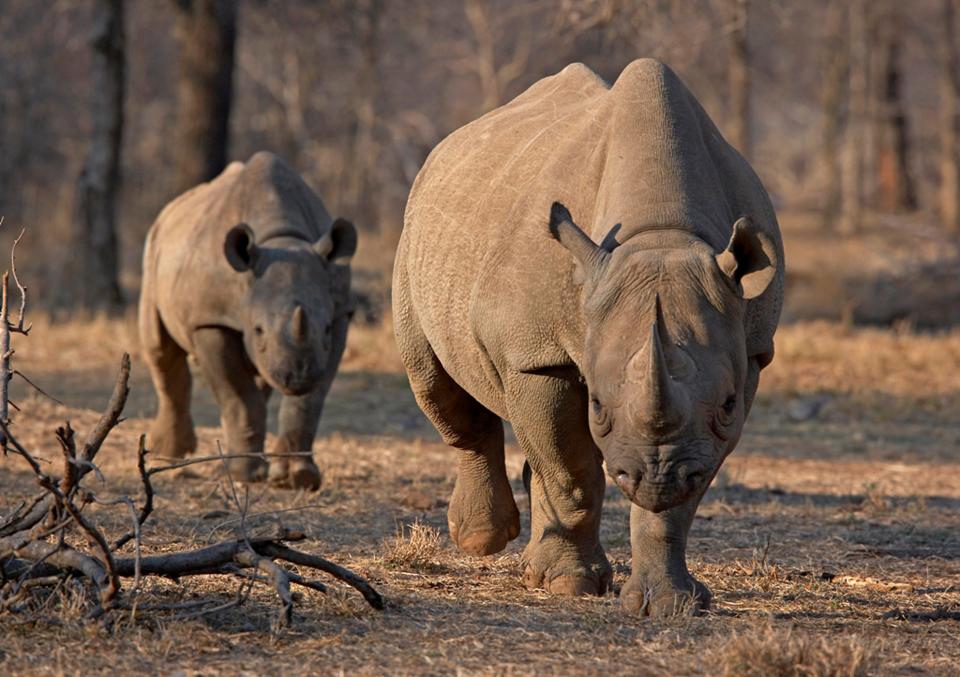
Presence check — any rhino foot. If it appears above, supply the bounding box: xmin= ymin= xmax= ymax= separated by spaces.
xmin=620 ymin=571 xmax=711 ymax=617
xmin=521 ymin=539 xmax=611 ymax=596
xmin=222 ymin=454 xmax=268 ymax=483
xmin=268 ymin=458 xmax=322 ymax=492
xmin=447 ymin=474 xmax=520 ymax=557
xmin=149 ymin=416 xmax=197 ymax=460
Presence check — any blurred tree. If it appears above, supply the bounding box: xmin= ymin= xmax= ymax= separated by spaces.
xmin=463 ymin=0 xmax=531 ymax=113
xmin=819 ymin=0 xmax=847 ymax=227
xmin=941 ymin=0 xmax=960 ymax=231
xmin=340 ymin=0 xmax=382 ymax=230
xmin=172 ymin=0 xmax=238 ymax=195
xmin=841 ymin=0 xmax=868 ymax=233
xmin=726 ymin=0 xmax=751 ymax=159
xmin=874 ymin=7 xmax=916 ymax=212
xmin=74 ymin=0 xmax=125 ymax=310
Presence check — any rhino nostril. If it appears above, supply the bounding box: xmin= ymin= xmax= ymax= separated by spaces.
xmin=614 ymin=469 xmax=641 ymax=497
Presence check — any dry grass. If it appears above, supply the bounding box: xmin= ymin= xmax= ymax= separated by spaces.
xmin=380 ymin=520 xmax=446 ymax=571
xmin=718 ymin=624 xmax=874 ymax=677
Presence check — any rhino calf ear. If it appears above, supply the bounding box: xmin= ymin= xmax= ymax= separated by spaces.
xmin=547 ymin=201 xmax=608 ymax=282
xmin=224 ymin=223 xmax=258 ymax=272
xmin=329 ymin=218 xmax=358 ymax=263
xmin=716 ymin=216 xmax=778 ymax=300
xmin=314 ymin=218 xmax=358 ymax=264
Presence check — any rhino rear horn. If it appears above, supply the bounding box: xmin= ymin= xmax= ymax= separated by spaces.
xmin=547 ymin=202 xmax=614 ymax=283
xmin=314 ymin=218 xmax=358 ymax=264
xmin=224 ymin=223 xmax=258 ymax=272
xmin=716 ymin=216 xmax=778 ymax=300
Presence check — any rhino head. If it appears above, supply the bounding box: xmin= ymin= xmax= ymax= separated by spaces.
xmin=548 ymin=202 xmax=777 ymax=512
xmin=222 ymin=218 xmax=357 ymax=396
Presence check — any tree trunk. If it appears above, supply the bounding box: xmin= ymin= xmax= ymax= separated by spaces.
xmin=874 ymin=9 xmax=916 ymax=212
xmin=465 ymin=0 xmax=502 ymax=113
xmin=820 ymin=0 xmax=847 ymax=227
xmin=727 ymin=0 xmax=751 ymax=159
xmin=940 ymin=0 xmax=960 ymax=232
xmin=75 ymin=0 xmax=125 ymax=310
xmin=172 ymin=0 xmax=238 ymax=195
xmin=841 ymin=0 xmax=868 ymax=233
xmin=340 ymin=0 xmax=382 ymax=229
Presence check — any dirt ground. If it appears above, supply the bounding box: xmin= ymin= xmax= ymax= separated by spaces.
xmin=0 ymin=311 xmax=958 ymax=676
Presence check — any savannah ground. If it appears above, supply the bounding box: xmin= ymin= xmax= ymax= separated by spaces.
xmin=0 ymin=214 xmax=959 ymax=674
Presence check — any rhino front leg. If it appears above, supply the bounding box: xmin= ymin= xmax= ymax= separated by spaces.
xmin=621 ymin=490 xmax=710 ymax=616
xmin=506 ymin=371 xmax=611 ymax=596
xmin=268 ymin=389 xmax=324 ymax=491
xmin=193 ymin=327 xmax=268 ymax=482
xmin=268 ymin=312 xmax=349 ymax=490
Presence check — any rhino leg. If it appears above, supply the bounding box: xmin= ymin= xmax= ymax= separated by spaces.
xmin=269 ymin=312 xmax=349 ymax=490
xmin=268 ymin=389 xmax=324 ymax=491
xmin=397 ymin=321 xmax=518 ymax=555
xmin=506 ymin=371 xmax=611 ymax=596
xmin=193 ymin=327 xmax=268 ymax=482
xmin=424 ymin=374 xmax=519 ymax=556
xmin=140 ymin=309 xmax=196 ymax=459
xmin=620 ymin=490 xmax=711 ymax=617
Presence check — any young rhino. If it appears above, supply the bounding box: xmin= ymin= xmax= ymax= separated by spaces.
xmin=394 ymin=60 xmax=782 ymax=615
xmin=139 ymin=152 xmax=356 ymax=490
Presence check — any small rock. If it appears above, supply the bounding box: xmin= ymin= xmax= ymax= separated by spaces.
xmin=399 ymin=490 xmax=443 ymax=511
xmin=787 ymin=395 xmax=831 ymax=422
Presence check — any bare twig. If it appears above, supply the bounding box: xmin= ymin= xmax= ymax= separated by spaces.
xmin=235 ymin=547 xmax=293 ymax=630
xmin=8 ymin=228 xmax=30 ymax=335
xmin=13 ymin=370 xmax=63 ymax=406
xmin=112 ymin=436 xmax=153 ymax=552
xmin=147 ymin=451 xmax=312 ymax=476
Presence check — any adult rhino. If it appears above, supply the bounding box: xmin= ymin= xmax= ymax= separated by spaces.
xmin=393 ymin=60 xmax=783 ymax=616
xmin=140 ymin=152 xmax=357 ymax=490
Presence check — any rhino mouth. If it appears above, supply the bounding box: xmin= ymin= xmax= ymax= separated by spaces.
xmin=624 ymin=482 xmax=699 ymax=513
xmin=264 ymin=362 xmax=322 ymax=397
xmin=606 ymin=449 xmax=710 ymax=513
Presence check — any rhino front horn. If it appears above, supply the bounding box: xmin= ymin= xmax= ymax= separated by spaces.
xmin=292 ymin=305 xmax=308 ymax=343
xmin=628 ymin=298 xmax=689 ymax=435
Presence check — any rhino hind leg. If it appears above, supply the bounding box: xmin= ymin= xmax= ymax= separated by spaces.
xmin=505 ymin=371 xmax=611 ymax=597
xmin=395 ymin=313 xmax=518 ymax=555
xmin=141 ymin=310 xmax=197 ymax=460
xmin=415 ymin=363 xmax=519 ymax=556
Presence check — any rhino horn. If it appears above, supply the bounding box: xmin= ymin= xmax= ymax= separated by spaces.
xmin=312 ymin=233 xmax=333 ymax=259
xmin=292 ymin=305 xmax=308 ymax=343
xmin=629 ymin=296 xmax=689 ymax=435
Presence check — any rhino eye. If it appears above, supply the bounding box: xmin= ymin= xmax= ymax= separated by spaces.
xmin=714 ymin=394 xmax=736 ymax=435
xmin=590 ymin=396 xmax=612 ymax=437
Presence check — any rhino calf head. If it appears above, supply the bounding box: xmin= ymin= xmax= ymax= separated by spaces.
xmin=223 ymin=218 xmax=357 ymax=396
xmin=549 ymin=202 xmax=778 ymax=513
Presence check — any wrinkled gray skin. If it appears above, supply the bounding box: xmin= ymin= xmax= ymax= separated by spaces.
xmin=140 ymin=152 xmax=356 ymax=490
xmin=393 ymin=60 xmax=783 ymax=615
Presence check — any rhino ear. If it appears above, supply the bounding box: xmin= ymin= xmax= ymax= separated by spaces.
xmin=314 ymin=218 xmax=357 ymax=264
xmin=547 ymin=202 xmax=611 ymax=283
xmin=715 ymin=216 xmax=778 ymax=300
xmin=224 ymin=223 xmax=258 ymax=272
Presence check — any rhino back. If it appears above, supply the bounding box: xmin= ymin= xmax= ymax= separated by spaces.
xmin=145 ymin=152 xmax=333 ymax=351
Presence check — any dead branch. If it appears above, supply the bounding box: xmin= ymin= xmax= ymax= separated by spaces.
xmin=0 ymin=355 xmax=384 ymax=627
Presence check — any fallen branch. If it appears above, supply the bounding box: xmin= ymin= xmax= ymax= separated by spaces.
xmin=0 ymin=354 xmax=384 ymax=627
